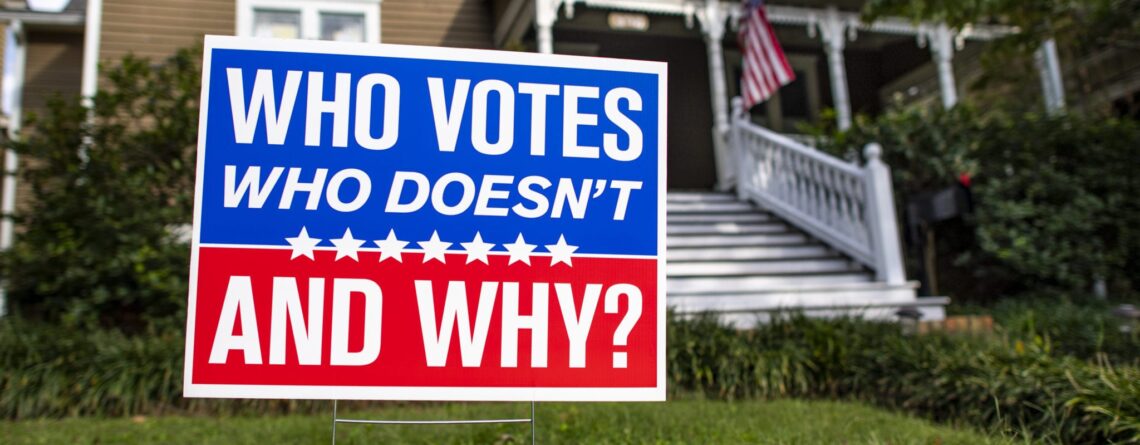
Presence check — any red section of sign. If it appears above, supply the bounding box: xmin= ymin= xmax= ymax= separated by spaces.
xmin=190 ymin=247 xmax=658 ymax=388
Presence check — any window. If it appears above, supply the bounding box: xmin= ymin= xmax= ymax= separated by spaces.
xmin=237 ymin=0 xmax=380 ymax=43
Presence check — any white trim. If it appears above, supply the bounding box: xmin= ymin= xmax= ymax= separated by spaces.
xmin=187 ymin=36 xmax=668 ymax=402
xmin=185 ymin=384 xmax=663 ymax=401
xmin=235 ymin=0 xmax=380 ymax=44
xmin=0 ymin=11 xmax=84 ymax=26
xmin=0 ymin=20 xmax=26 ymax=317
xmin=582 ymin=0 xmax=688 ymax=16
xmin=1036 ymin=38 xmax=1065 ymax=114
xmin=80 ymin=0 xmax=102 ymax=102
xmin=567 ymin=1 xmax=1017 ymax=41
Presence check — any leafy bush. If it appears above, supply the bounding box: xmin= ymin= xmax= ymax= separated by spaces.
xmin=960 ymin=297 xmax=1140 ymax=366
xmin=1 ymin=49 xmax=201 ymax=330
xmin=669 ymin=314 xmax=1140 ymax=444
xmin=5 ymin=314 xmax=1137 ymax=443
xmin=809 ymin=106 xmax=1140 ymax=299
xmin=0 ymin=319 xmax=325 ymax=419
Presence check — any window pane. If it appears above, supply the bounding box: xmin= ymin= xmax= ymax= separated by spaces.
xmin=321 ymin=12 xmax=365 ymax=42
xmin=253 ymin=9 xmax=300 ymax=39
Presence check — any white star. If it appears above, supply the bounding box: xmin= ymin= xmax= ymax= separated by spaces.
xmin=285 ymin=226 xmax=322 ymax=260
xmin=373 ymin=229 xmax=409 ymax=263
xmin=503 ymin=233 xmax=537 ymax=266
xmin=330 ymin=228 xmax=365 ymax=262
xmin=418 ymin=231 xmax=452 ymax=264
xmin=545 ymin=235 xmax=578 ymax=267
xmin=460 ymin=232 xmax=495 ymax=265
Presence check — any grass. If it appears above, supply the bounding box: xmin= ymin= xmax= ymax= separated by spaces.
xmin=1 ymin=399 xmax=1012 ymax=444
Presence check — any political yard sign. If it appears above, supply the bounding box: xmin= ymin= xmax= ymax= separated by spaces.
xmin=183 ymin=36 xmax=666 ymax=401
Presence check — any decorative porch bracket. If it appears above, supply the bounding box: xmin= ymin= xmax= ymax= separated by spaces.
xmin=807 ymin=7 xmax=856 ymax=131
xmin=917 ymin=22 xmax=959 ymax=109
xmin=730 ymin=97 xmax=906 ymax=285
xmin=535 ymin=0 xmax=573 ymax=54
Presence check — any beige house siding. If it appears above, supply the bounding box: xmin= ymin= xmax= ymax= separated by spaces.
xmin=382 ymin=0 xmax=494 ymax=49
xmin=23 ymin=30 xmax=85 ymax=114
xmin=15 ymin=30 xmax=84 ymax=215
xmin=100 ymin=0 xmax=236 ymax=63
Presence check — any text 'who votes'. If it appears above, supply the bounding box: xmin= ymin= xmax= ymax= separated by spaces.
xmin=221 ymin=68 xmax=649 ymax=220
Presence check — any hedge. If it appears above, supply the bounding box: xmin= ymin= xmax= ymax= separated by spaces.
xmin=3 ymin=314 xmax=1137 ymax=443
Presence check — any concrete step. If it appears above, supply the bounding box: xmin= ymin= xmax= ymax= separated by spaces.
xmin=668 ymin=213 xmax=774 ymax=224
xmin=668 ymin=258 xmax=861 ymax=277
xmin=667 ymin=233 xmax=810 ymax=248
xmin=667 ymin=222 xmax=791 ymax=236
xmin=667 ymin=273 xmax=873 ymax=295
xmin=669 ymin=283 xmax=919 ymax=314
xmin=663 ymin=192 xmax=929 ymax=325
xmin=667 ymin=201 xmax=756 ymax=214
xmin=666 ymin=192 xmax=736 ymax=203
xmin=667 ymin=245 xmax=831 ymax=262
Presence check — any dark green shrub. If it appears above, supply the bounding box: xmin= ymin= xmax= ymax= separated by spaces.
xmin=668 ymin=314 xmax=1140 ymax=444
xmin=1 ymin=49 xmax=201 ymax=330
xmin=0 ymin=318 xmax=327 ymax=419
xmin=3 ymin=313 xmax=1138 ymax=442
xmin=809 ymin=106 xmax=1140 ymax=299
xmin=962 ymin=297 xmax=1140 ymax=366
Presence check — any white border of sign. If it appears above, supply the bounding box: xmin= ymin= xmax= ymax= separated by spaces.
xmin=184 ymin=36 xmax=668 ymax=402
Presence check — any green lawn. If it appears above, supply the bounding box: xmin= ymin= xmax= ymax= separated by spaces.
xmin=2 ymin=399 xmax=1012 ymax=444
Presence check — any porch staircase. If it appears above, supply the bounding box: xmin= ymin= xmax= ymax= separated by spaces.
xmin=666 ymin=191 xmax=924 ymax=326
xmin=661 ymin=98 xmax=949 ymax=326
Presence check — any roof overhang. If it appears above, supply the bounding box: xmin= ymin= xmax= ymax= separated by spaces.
xmin=494 ymin=0 xmax=1016 ymax=48
xmin=0 ymin=9 xmax=84 ymax=26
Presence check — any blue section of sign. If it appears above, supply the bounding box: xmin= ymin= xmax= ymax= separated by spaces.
xmin=199 ymin=48 xmax=661 ymax=256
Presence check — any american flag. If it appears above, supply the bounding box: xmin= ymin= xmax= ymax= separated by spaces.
xmin=739 ymin=0 xmax=795 ymax=109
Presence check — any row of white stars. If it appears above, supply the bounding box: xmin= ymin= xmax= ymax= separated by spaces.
xmin=285 ymin=227 xmax=579 ymax=266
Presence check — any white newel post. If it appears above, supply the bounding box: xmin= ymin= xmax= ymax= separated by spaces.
xmin=1035 ymin=38 xmax=1066 ymax=114
xmin=924 ymin=23 xmax=958 ymax=109
xmin=862 ymin=143 xmax=906 ymax=285
xmin=814 ymin=7 xmax=852 ymax=131
xmin=696 ymin=0 xmax=734 ymax=190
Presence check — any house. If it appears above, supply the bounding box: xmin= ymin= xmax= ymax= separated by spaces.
xmin=0 ymin=0 xmax=1088 ymax=323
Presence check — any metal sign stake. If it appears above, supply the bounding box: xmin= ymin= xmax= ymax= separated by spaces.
xmin=331 ymin=400 xmax=537 ymax=444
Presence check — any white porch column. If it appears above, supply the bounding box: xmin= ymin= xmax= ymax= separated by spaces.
xmin=695 ymin=1 xmax=734 ymax=190
xmin=81 ymin=0 xmax=103 ymax=104
xmin=814 ymin=7 xmax=852 ymax=131
xmin=1035 ymin=38 xmax=1065 ymax=114
xmin=924 ymin=23 xmax=958 ymax=109
xmin=1 ymin=19 xmax=27 ymax=317
xmin=535 ymin=0 xmax=561 ymax=54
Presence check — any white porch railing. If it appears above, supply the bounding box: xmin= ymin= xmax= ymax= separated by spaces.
xmin=729 ymin=98 xmax=906 ymax=285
